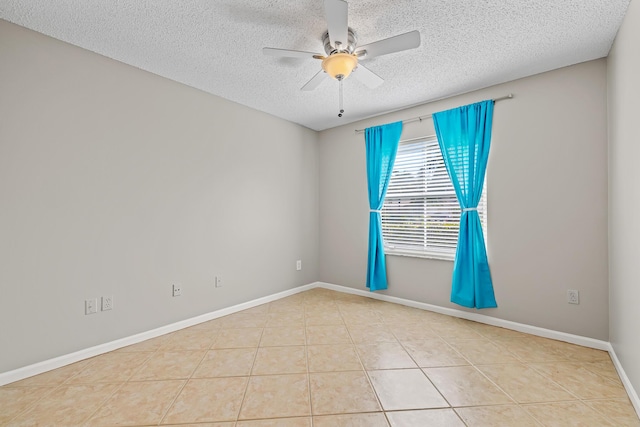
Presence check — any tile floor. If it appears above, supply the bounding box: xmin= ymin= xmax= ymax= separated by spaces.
xmin=1 ymin=288 xmax=639 ymax=426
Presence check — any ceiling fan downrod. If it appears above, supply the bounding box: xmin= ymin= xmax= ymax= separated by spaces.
xmin=338 ymin=79 xmax=344 ymax=117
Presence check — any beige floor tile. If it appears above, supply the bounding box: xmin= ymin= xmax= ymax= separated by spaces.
xmin=162 ymin=377 xmax=247 ymax=424
xmin=162 ymin=423 xmax=233 ymax=427
xmin=586 ymin=398 xmax=640 ymax=426
xmin=212 ymin=328 xmax=263 ymax=349
xmin=239 ymin=374 xmax=310 ymax=420
xmin=9 ymin=383 xmax=120 ymax=426
xmin=237 ymin=417 xmax=312 ymax=426
xmin=355 ymin=342 xmax=417 ymax=370
xmin=341 ymin=310 xmax=384 ymax=325
xmin=313 ymin=412 xmax=389 ymax=426
xmin=68 ymin=351 xmax=153 ymax=383
xmin=495 ymin=338 xmax=569 ymax=363
xmin=6 ymin=360 xmax=91 ymax=387
xmin=466 ymin=322 xmax=529 ymax=340
xmin=537 ymin=339 xmax=611 ymax=363
xmin=381 ymin=312 xmax=435 ymax=325
xmin=304 ymin=301 xmax=340 ymax=312
xmin=402 ymin=339 xmax=469 ymax=367
xmin=447 ymin=338 xmax=521 ymax=364
xmin=0 ymin=386 xmax=54 ymax=424
xmin=455 ymin=404 xmax=541 ymax=426
xmin=530 ymin=362 xmax=629 ymax=400
xmin=305 ymin=303 xmax=338 ymax=312
xmin=335 ymin=293 xmax=371 ymax=303
xmin=309 ymin=371 xmax=381 ymax=415
xmin=131 ymin=351 xmax=205 ymax=380
xmin=477 ymin=363 xmax=576 ymax=403
xmin=88 ymin=379 xmax=185 ymax=426
xmin=424 ymin=366 xmax=513 ymax=407
xmin=260 ymin=327 xmax=306 ymax=347
xmin=221 ymin=313 xmax=268 ymax=328
xmin=266 ymin=312 xmax=305 ymax=327
xmin=251 ymin=345 xmax=305 ymax=375
xmin=306 ymin=325 xmax=351 ymax=345
xmin=307 ymin=344 xmax=363 ymax=372
xmin=161 ymin=329 xmax=218 ymax=351
xmin=347 ymin=324 xmax=398 ymax=343
xmin=241 ymin=304 xmax=271 ymax=315
xmin=115 ymin=335 xmax=171 ymax=352
xmin=305 ymin=312 xmax=344 ymax=326
xmin=368 ymin=369 xmax=448 ymax=411
xmin=192 ymin=348 xmax=256 ymax=378
xmin=268 ymin=301 xmax=305 ymax=314
xmin=523 ymin=401 xmax=618 ymax=426
xmin=388 ymin=324 xmax=439 ymax=342
xmin=387 ymin=409 xmax=465 ymax=426
xmin=430 ymin=322 xmax=484 ymax=339
xmin=583 ymin=360 xmax=623 ymax=384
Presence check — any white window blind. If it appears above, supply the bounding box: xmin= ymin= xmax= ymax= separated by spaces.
xmin=382 ymin=137 xmax=487 ymax=260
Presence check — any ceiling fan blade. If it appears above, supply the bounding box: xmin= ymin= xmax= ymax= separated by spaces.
xmin=324 ymin=0 xmax=348 ymax=49
xmin=356 ymin=30 xmax=421 ymax=59
xmin=263 ymin=47 xmax=322 ymax=59
xmin=352 ymin=64 xmax=384 ymax=88
xmin=301 ymin=70 xmax=328 ymax=91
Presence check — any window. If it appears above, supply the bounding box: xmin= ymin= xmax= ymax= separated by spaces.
xmin=381 ymin=136 xmax=487 ymax=260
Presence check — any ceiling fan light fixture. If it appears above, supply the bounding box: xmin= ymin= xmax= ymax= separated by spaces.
xmin=322 ymin=53 xmax=358 ymax=80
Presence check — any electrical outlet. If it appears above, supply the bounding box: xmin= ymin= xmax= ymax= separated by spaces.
xmin=215 ymin=276 xmax=223 ymax=288
xmin=101 ymin=296 xmax=113 ymax=311
xmin=85 ymin=298 xmax=97 ymax=315
xmin=296 ymin=260 xmax=302 ymax=271
xmin=567 ymin=289 xmax=580 ymax=304
xmin=172 ymin=284 xmax=182 ymax=297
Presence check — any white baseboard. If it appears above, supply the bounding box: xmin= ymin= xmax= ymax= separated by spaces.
xmin=0 ymin=283 xmax=316 ymax=386
xmin=316 ymin=281 xmax=640 ymax=417
xmin=607 ymin=343 xmax=640 ymax=416
xmin=316 ymin=282 xmax=609 ymax=349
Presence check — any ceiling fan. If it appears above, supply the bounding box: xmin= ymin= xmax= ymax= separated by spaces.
xmin=263 ymin=0 xmax=420 ymax=117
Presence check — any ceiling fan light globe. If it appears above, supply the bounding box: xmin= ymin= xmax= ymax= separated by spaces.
xmin=321 ymin=53 xmax=358 ymax=80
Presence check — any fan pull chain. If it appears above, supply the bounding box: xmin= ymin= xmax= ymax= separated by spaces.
xmin=338 ymin=79 xmax=344 ymax=118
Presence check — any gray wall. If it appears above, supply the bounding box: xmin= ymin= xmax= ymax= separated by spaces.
xmin=608 ymin=0 xmax=640 ymax=396
xmin=319 ymin=60 xmax=609 ymax=340
xmin=0 ymin=20 xmax=319 ymax=373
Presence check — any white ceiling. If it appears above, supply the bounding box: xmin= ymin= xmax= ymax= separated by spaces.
xmin=0 ymin=0 xmax=631 ymax=131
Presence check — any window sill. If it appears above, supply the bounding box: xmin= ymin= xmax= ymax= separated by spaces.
xmin=384 ymin=249 xmax=454 ymax=262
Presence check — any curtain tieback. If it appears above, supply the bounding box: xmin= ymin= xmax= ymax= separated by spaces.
xmin=462 ymin=207 xmax=478 ymax=212
xmin=370 ymin=209 xmax=382 ymax=213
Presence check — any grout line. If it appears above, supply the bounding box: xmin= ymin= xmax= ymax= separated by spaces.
xmin=339 ymin=299 xmax=387 ymax=415
xmin=78 ymin=381 xmax=128 ymax=425
xmin=234 ymin=314 xmax=266 ymax=423
xmin=302 ymin=297 xmax=314 ymax=425
xmin=62 ymin=351 xmax=158 ymax=425
xmin=156 ymin=332 xmax=216 ymax=425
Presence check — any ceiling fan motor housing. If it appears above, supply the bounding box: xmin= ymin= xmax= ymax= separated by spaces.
xmin=323 ymin=27 xmax=358 ymax=55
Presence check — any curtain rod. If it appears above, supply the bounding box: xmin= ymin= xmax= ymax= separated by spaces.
xmin=354 ymin=93 xmax=514 ymax=134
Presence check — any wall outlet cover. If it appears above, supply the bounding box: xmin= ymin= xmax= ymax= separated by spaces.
xmin=102 ymin=296 xmax=113 ymax=311
xmin=172 ymin=284 xmax=182 ymax=297
xmin=567 ymin=289 xmax=580 ymax=304
xmin=85 ymin=298 xmax=97 ymax=315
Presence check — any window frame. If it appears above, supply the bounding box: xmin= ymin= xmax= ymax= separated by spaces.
xmin=381 ymin=135 xmax=487 ymax=261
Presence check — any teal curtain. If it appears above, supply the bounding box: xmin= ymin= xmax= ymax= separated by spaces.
xmin=365 ymin=122 xmax=403 ymax=291
xmin=433 ymin=100 xmax=497 ymax=309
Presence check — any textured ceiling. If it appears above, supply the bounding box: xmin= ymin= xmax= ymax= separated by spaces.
xmin=0 ymin=0 xmax=631 ymax=131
